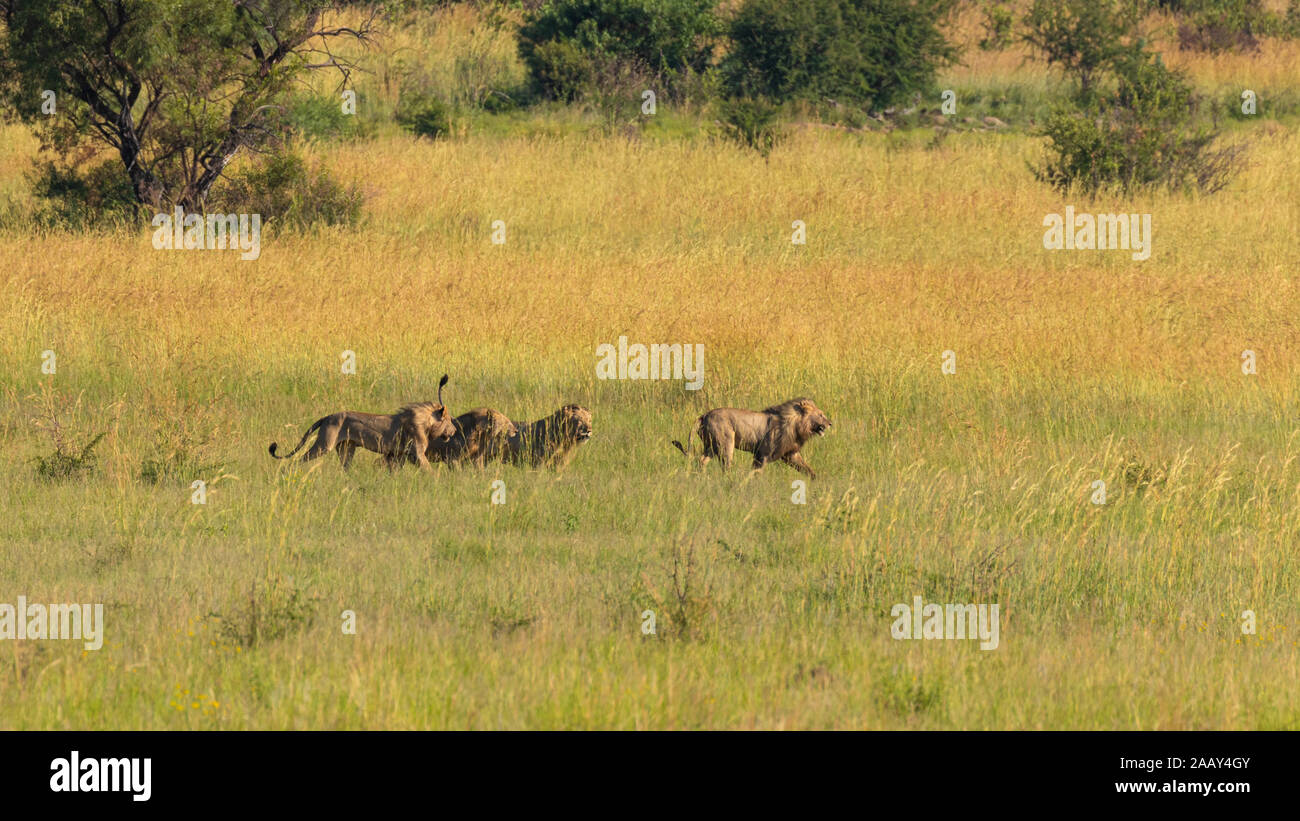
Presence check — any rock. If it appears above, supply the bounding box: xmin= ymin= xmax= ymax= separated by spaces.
xmin=983 ymin=116 xmax=1008 ymax=128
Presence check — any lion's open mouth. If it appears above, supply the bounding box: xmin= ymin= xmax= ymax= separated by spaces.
xmin=812 ymin=422 xmax=828 ymax=436
xmin=577 ymin=431 xmax=592 ymax=441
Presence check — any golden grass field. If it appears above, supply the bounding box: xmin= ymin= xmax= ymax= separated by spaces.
xmin=1 ymin=4 xmax=1299 ymax=729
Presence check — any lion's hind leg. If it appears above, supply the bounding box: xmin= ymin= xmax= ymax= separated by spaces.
xmin=714 ymin=429 xmax=737 ymax=472
xmin=337 ymin=441 xmax=357 ymax=469
xmin=301 ymin=417 xmax=342 ymax=462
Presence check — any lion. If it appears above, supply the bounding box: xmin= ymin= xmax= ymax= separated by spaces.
xmin=506 ymin=404 xmax=593 ymax=468
xmin=672 ymin=397 xmax=831 ymax=478
xmin=269 ymin=375 xmax=456 ymax=472
xmin=426 ymin=408 xmax=519 ymax=466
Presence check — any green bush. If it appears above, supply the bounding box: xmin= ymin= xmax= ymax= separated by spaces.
xmin=480 ymin=86 xmax=525 ymax=114
xmin=719 ymin=98 xmax=782 ymax=157
xmin=518 ymin=0 xmax=720 ymax=101
xmin=34 ymin=432 xmax=106 ymax=482
xmin=1034 ymin=51 xmax=1245 ymax=195
xmin=212 ymin=150 xmax=363 ymax=229
xmin=722 ymin=0 xmax=958 ymax=112
xmin=525 ymin=39 xmax=597 ymax=102
xmin=284 ymin=93 xmax=369 ymax=140
xmin=395 ymin=92 xmax=455 ymax=139
xmin=28 ymin=160 xmax=140 ymax=228
xmin=1173 ymin=0 xmax=1271 ymax=53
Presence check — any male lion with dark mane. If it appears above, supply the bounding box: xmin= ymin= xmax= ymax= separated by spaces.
xmin=672 ymin=397 xmax=831 ymax=478
xmin=427 ymin=408 xmax=519 ymax=466
xmin=506 ymin=405 xmax=593 ymax=468
xmin=269 ymin=375 xmax=456 ymax=472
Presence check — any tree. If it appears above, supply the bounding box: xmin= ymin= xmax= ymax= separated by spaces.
xmin=1021 ymin=0 xmax=1137 ymax=97
xmin=0 ymin=0 xmax=375 ymax=211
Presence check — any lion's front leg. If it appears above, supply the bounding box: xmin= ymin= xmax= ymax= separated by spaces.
xmin=412 ymin=431 xmax=434 ymax=473
xmin=785 ymin=452 xmax=816 ymax=480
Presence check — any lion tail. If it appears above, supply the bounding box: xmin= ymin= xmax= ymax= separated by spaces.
xmin=671 ymin=417 xmax=701 ymax=457
xmin=269 ymin=416 xmax=325 ymax=460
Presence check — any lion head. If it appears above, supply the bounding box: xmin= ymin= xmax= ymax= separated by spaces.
xmin=493 ymin=411 xmax=520 ymax=440
xmin=765 ymin=397 xmax=831 ymax=445
xmin=400 ymin=402 xmax=457 ymax=441
xmin=472 ymin=409 xmax=518 ymax=445
xmin=553 ymin=404 xmax=593 ymax=443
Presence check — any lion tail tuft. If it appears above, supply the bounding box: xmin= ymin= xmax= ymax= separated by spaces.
xmin=672 ymin=416 xmax=701 ymax=457
xmin=269 ymin=416 xmax=325 ymax=460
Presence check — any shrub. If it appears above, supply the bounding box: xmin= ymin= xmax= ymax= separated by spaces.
xmin=525 ymin=39 xmax=597 ymax=102
xmin=1034 ymin=50 xmax=1245 ymax=195
xmin=518 ymin=0 xmax=720 ymax=101
xmin=284 ymin=93 xmax=369 ymax=140
xmin=28 ymin=160 xmax=140 ymax=228
xmin=30 ymin=391 xmax=108 ymax=481
xmin=719 ymin=98 xmax=782 ymax=157
xmin=211 ymin=578 xmax=318 ymax=649
xmin=722 ymin=0 xmax=958 ymax=112
xmin=212 ymin=150 xmax=363 ymax=229
xmin=34 ymin=433 xmax=106 ymax=481
xmin=480 ymin=86 xmax=526 ymax=114
xmin=1174 ymin=0 xmax=1269 ymax=53
xmin=395 ymin=91 xmax=455 ymax=139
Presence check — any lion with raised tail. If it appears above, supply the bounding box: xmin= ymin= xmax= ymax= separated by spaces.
xmin=269 ymin=375 xmax=456 ymax=472
xmin=427 ymin=408 xmax=519 ymax=467
xmin=506 ymin=405 xmax=593 ymax=468
xmin=672 ymin=397 xmax=831 ymax=478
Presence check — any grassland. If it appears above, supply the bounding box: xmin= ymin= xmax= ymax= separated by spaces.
xmin=1 ymin=6 xmax=1299 ymax=729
